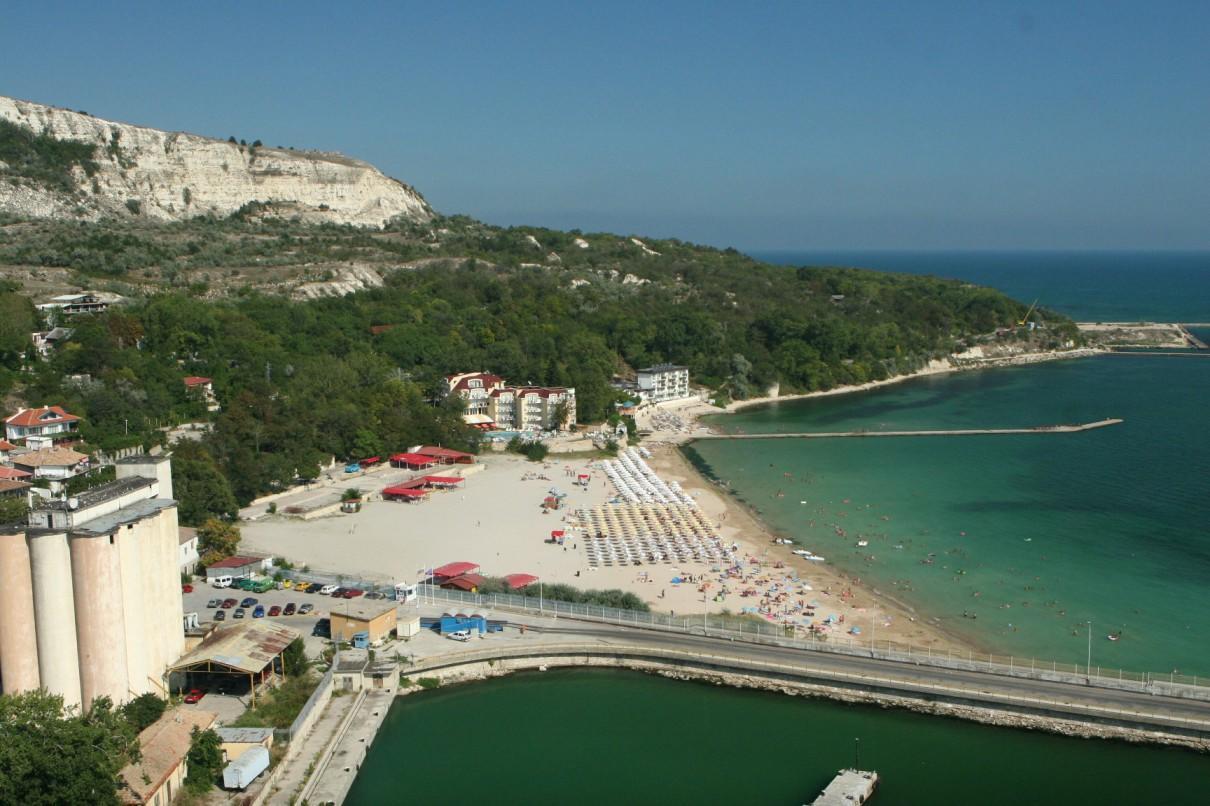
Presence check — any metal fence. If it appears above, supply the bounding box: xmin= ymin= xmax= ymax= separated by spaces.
xmin=412 ymin=585 xmax=1210 ymax=697
xmin=268 ymin=567 xmax=1209 ymax=697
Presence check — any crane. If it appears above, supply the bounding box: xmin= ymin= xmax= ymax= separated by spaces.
xmin=1017 ymin=299 xmax=1039 ymax=327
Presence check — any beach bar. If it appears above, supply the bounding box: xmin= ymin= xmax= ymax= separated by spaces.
xmin=432 ymin=561 xmax=479 ymax=581
xmin=389 ymin=452 xmax=438 ymax=470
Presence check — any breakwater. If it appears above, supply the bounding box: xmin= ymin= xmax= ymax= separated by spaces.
xmin=695 ymin=418 xmax=1123 ymax=440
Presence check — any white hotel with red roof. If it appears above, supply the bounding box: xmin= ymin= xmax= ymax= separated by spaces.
xmin=445 ymin=372 xmax=576 ymax=431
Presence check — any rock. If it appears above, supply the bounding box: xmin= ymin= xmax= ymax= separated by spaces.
xmin=0 ymin=95 xmax=432 ymax=227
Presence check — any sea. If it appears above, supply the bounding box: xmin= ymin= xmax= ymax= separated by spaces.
xmin=347 ymin=252 xmax=1210 ymax=802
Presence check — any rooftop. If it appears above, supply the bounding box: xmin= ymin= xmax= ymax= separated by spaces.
xmin=331 ymin=601 xmax=398 ymax=622
xmin=215 ymin=726 xmax=274 ymax=744
xmin=334 ymin=649 xmax=370 ymax=673
xmin=116 ymin=453 xmax=172 ymax=465
xmin=71 ymin=498 xmax=176 ymax=536
xmin=169 ymin=622 xmax=301 ymax=675
xmin=35 ymin=476 xmax=156 ymax=512
xmin=11 ymin=446 xmax=88 ymax=468
xmin=0 ymin=479 xmax=31 ymax=494
xmin=639 ymin=363 xmax=689 ymax=373
xmin=4 ymin=405 xmax=81 ymax=427
xmin=179 ymin=526 xmax=198 ymax=546
xmin=119 ymin=708 xmax=216 ymax=804
xmin=206 ymin=554 xmax=264 ymax=569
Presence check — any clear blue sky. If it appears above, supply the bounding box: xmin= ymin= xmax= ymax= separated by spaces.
xmin=3 ymin=1 xmax=1208 ymax=250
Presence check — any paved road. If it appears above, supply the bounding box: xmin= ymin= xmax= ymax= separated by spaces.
xmin=412 ymin=613 xmax=1210 ymax=734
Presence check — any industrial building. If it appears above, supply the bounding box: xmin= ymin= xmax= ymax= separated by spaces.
xmin=0 ymin=455 xmax=185 ymax=710
xmin=166 ymin=622 xmax=300 ymax=707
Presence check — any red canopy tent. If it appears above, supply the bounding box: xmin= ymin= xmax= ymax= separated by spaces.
xmin=390 ymin=452 xmax=438 ymax=470
xmin=433 ymin=561 xmax=480 ymax=580
xmin=360 ymin=456 xmax=381 ymax=466
xmin=416 ymin=446 xmax=476 ymax=464
xmin=382 ymin=486 xmax=427 ymax=501
xmin=503 ymin=573 xmax=539 ymax=590
xmin=423 ymin=475 xmax=464 ymax=487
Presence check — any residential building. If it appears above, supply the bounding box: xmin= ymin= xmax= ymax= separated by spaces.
xmin=30 ymin=327 xmax=74 ymax=358
xmin=636 ymin=364 xmax=691 ymax=403
xmin=0 ymin=457 xmax=185 ymax=710
xmin=0 ymin=479 xmax=31 ymax=501
xmin=178 ymin=526 xmax=199 ymax=575
xmin=35 ymin=292 xmax=117 ymax=317
xmin=0 ymin=440 xmax=14 ymax=462
xmin=118 ymin=707 xmax=217 ymax=806
xmin=4 ymin=405 xmax=81 ymax=444
xmin=10 ymin=446 xmax=89 ymax=494
xmin=182 ymin=376 xmax=220 ymax=412
xmin=445 ymin=371 xmax=576 ymax=430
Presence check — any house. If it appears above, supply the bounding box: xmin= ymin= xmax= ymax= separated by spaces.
xmin=182 ymin=376 xmax=220 ymax=412
xmin=30 ymin=327 xmax=74 ymax=358
xmin=204 ymin=555 xmax=263 ymax=581
xmin=215 ymin=727 xmax=274 ymax=763
xmin=4 ymin=406 xmax=81 ymax=444
xmin=118 ymin=707 xmax=217 ymax=805
xmin=10 ymin=446 xmax=89 ymax=486
xmin=444 ymin=371 xmax=576 ymax=431
xmin=179 ymin=526 xmax=200 ymax=575
xmin=636 ymin=364 xmax=691 ymax=403
xmin=0 ymin=478 xmax=32 ymax=500
xmin=36 ymin=292 xmax=116 ymax=317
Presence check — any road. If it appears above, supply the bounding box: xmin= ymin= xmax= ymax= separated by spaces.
xmin=407 ymin=612 xmax=1210 ymax=735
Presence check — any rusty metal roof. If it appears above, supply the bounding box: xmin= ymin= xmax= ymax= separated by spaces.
xmin=167 ymin=622 xmax=300 ymax=675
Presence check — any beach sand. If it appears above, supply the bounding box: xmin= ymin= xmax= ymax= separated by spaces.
xmin=241 ymin=446 xmax=974 ymax=654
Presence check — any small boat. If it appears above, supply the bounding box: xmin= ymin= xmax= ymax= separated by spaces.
xmin=1107 ymin=633 xmax=1121 ymax=642
xmin=856 ymin=540 xmax=869 ymax=548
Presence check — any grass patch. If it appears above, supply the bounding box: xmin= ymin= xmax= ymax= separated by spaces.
xmin=231 ymin=673 xmax=318 ymax=729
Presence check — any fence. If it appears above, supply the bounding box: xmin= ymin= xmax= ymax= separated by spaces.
xmin=411 ymin=584 xmax=1210 ymax=698
xmin=269 ymin=567 xmax=1210 ymax=698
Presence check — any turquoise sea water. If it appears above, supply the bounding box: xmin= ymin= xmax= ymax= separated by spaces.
xmin=346 ymin=670 xmax=1207 ymax=806
xmin=691 ymin=355 xmax=1210 ymax=673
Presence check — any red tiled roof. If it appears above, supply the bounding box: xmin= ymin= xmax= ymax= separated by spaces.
xmin=433 ymin=561 xmax=479 ymax=579
xmin=447 ymin=372 xmax=504 ymax=394
xmin=0 ymin=466 xmax=32 ymax=479
xmin=0 ymin=479 xmax=32 ymax=494
xmin=0 ymin=440 xmax=16 ymax=451
xmin=369 ymin=324 xmax=396 ymax=336
xmin=182 ymin=376 xmax=212 ymax=387
xmin=206 ymin=555 xmax=263 ymax=569
xmin=5 ymin=405 xmax=80 ymax=427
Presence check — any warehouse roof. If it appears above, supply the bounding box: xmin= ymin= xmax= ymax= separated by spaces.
xmin=119 ymin=708 xmax=216 ymax=804
xmin=215 ymin=727 xmax=273 ymax=744
xmin=331 ymin=601 xmax=398 ymax=622
xmin=168 ymin=622 xmax=300 ymax=675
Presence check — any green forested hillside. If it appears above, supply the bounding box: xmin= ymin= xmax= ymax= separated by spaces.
xmin=1 ymin=214 xmax=1076 ymax=522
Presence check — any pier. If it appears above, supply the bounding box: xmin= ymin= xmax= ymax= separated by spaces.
xmin=811 ymin=769 xmax=879 ymax=805
xmin=695 ymin=419 xmax=1123 ymax=440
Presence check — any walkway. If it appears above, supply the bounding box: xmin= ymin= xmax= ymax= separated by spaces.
xmin=263 ymin=693 xmax=357 ymax=806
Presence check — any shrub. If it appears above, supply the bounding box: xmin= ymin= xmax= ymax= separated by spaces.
xmin=417 ymin=677 xmax=441 ymax=690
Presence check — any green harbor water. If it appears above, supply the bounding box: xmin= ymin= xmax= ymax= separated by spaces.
xmin=345 ymin=669 xmax=1207 ymax=805
xmin=691 ymin=354 xmax=1210 ymax=676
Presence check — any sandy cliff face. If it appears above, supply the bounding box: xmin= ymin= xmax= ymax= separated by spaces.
xmin=0 ymin=96 xmax=432 ymax=227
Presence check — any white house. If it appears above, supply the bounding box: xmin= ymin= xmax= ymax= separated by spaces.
xmin=636 ymin=364 xmax=691 ymax=403
xmin=179 ymin=527 xmax=200 ymax=575
xmin=183 ymin=376 xmax=221 ymax=412
xmin=5 ymin=406 xmax=81 ymax=444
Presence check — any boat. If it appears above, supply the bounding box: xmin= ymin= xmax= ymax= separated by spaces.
xmin=1107 ymin=632 xmax=1121 ymax=642
xmin=856 ymin=540 xmax=869 ymax=548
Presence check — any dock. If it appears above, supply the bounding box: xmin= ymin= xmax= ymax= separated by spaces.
xmin=810 ymin=769 xmax=878 ymax=805
xmin=697 ymin=419 xmax=1123 ymax=440
xmin=1179 ymin=325 xmax=1209 ymax=350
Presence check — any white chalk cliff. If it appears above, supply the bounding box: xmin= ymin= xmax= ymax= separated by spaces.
xmin=0 ymin=95 xmax=432 ymax=227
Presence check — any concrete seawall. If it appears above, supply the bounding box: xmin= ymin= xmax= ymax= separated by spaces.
xmin=696 ymin=419 xmax=1124 ymax=440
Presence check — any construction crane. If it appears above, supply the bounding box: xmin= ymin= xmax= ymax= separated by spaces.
xmin=1017 ymin=299 xmax=1039 ymax=327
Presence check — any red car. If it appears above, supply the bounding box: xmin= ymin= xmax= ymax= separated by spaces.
xmin=182 ymin=584 xmax=193 ymax=593
xmin=268 ymin=605 xmax=281 ymax=617
xmin=343 ymin=588 xmax=364 ymax=598
xmin=221 ymin=598 xmax=237 ymax=608
xmin=183 ymin=688 xmax=205 ymax=704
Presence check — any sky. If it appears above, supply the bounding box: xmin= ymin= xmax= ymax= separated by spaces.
xmin=2 ymin=1 xmax=1208 ymax=250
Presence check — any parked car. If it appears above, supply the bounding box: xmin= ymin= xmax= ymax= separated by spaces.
xmin=240 ymin=597 xmax=257 ymax=608
xmin=268 ymin=605 xmax=281 ymax=617
xmin=296 ymin=582 xmax=315 ymax=593
xmin=252 ymin=605 xmax=265 ymax=618
xmin=364 ymin=591 xmax=384 ymax=600
xmin=342 ymin=588 xmax=364 ymax=599
xmin=236 ymin=578 xmax=256 ymax=591
xmin=206 ymin=598 xmax=221 ymax=608
xmin=299 ymin=603 xmax=314 ymax=615
xmin=234 ymin=608 xmax=246 ymax=619
xmin=211 ymin=575 xmax=233 ymax=588
xmin=221 ymin=598 xmax=237 ymax=609
xmin=329 ymin=587 xmax=346 ymax=598
xmin=214 ymin=610 xmax=226 ymax=621
xmin=283 ymin=603 xmax=296 ymax=616
xmin=183 ymin=688 xmax=205 ymax=704
xmin=280 ymin=579 xmax=294 ymax=589
xmin=312 ymin=618 xmax=330 ymax=638
xmin=319 ymin=584 xmax=338 ymax=595
xmin=182 ymin=584 xmax=194 ymax=593
xmin=446 ymin=630 xmax=471 ymax=642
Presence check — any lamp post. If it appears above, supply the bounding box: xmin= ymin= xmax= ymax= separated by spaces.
xmin=1087 ymin=620 xmax=1093 ymax=679
xmin=854 ymin=737 xmax=860 ymax=770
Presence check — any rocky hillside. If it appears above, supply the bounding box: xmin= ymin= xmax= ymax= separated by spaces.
xmin=0 ymin=95 xmax=432 ymax=227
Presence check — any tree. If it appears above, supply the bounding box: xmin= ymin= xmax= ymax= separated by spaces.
xmin=0 ymin=497 xmax=29 ymax=524
xmin=184 ymin=727 xmax=223 ymax=794
xmin=173 ymin=448 xmax=239 ymax=525
xmin=0 ymin=691 xmax=139 ymax=806
xmin=282 ymin=637 xmax=309 ymax=677
xmin=120 ymin=693 xmax=165 ymax=733
xmin=198 ymin=518 xmax=241 ymax=565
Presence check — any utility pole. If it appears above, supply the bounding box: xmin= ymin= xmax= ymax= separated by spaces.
xmin=1087 ymin=620 xmax=1093 ymax=678
xmin=854 ymin=737 xmax=860 ymax=770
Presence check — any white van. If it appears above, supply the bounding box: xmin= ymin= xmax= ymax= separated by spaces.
xmin=319 ymin=584 xmax=338 ymax=595
xmin=211 ymin=576 xmax=233 ymax=588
